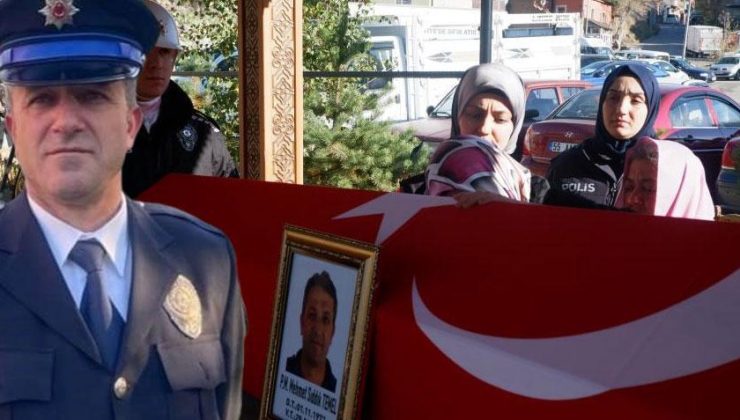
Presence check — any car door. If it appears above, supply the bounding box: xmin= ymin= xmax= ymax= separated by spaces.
xmin=665 ymin=93 xmax=727 ymax=197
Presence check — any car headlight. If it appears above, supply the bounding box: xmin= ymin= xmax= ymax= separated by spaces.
xmin=700 ymin=72 xmax=708 ymax=76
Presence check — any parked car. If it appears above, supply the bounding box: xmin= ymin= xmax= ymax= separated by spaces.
xmin=640 ymin=59 xmax=690 ymax=84
xmin=581 ymin=54 xmax=613 ymax=68
xmin=580 ymin=60 xmax=612 ymax=78
xmin=391 ymin=79 xmax=591 ymax=161
xmin=581 ymin=60 xmax=671 ymax=85
xmin=669 ymin=56 xmax=716 ymax=82
xmin=710 ymin=55 xmax=740 ymax=80
xmin=522 ymin=84 xmax=739 ymax=200
xmin=717 ymin=137 xmax=740 ymax=213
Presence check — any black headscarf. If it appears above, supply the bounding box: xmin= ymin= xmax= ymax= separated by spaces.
xmin=589 ymin=63 xmax=660 ymax=162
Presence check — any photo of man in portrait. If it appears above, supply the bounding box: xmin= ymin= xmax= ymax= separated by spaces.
xmin=286 ymin=271 xmax=338 ymax=392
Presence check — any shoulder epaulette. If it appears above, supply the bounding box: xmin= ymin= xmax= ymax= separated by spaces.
xmin=192 ymin=110 xmax=221 ymax=131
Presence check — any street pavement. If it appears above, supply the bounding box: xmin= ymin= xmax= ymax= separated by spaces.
xmin=639 ymin=23 xmax=740 ymax=103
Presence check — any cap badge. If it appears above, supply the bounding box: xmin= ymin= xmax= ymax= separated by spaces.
xmin=39 ymin=0 xmax=80 ymax=30
xmin=163 ymin=275 xmax=202 ymax=339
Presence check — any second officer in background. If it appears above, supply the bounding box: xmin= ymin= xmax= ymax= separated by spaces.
xmin=123 ymin=0 xmax=238 ymax=197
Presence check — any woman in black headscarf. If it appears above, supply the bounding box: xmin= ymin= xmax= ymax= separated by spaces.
xmin=545 ymin=63 xmax=660 ymax=208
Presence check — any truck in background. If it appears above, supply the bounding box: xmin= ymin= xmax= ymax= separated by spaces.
xmin=685 ymin=25 xmax=723 ymax=58
xmin=356 ymin=4 xmax=581 ymax=121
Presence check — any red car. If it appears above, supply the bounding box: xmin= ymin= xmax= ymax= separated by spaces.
xmin=717 ymin=137 xmax=740 ymax=213
xmin=391 ymin=80 xmax=591 ymax=160
xmin=522 ymin=85 xmax=739 ymax=199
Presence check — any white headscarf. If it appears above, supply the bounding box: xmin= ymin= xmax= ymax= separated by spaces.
xmin=450 ymin=63 xmax=526 ymax=155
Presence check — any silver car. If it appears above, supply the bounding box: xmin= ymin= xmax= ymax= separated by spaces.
xmin=710 ymin=55 xmax=740 ymax=80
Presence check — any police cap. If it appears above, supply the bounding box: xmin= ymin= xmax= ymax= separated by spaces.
xmin=0 ymin=0 xmax=159 ymax=85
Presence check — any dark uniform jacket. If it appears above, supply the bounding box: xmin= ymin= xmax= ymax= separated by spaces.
xmin=0 ymin=193 xmax=246 ymax=420
xmin=123 ymin=81 xmax=237 ymax=197
xmin=545 ymin=137 xmax=625 ymax=208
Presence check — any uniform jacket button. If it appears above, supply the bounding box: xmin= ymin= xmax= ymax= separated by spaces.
xmin=113 ymin=377 xmax=129 ymax=399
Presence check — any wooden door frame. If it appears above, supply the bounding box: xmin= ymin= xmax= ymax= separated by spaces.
xmin=238 ymin=0 xmax=303 ymax=183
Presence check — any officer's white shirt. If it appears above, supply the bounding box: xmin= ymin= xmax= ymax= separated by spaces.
xmin=139 ymin=96 xmax=162 ymax=132
xmin=28 ymin=194 xmax=132 ymax=320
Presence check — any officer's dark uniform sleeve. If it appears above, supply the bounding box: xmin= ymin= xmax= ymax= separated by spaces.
xmin=217 ymin=239 xmax=247 ymax=420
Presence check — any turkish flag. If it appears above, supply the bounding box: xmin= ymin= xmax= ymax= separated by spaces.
xmin=144 ymin=175 xmax=740 ymax=419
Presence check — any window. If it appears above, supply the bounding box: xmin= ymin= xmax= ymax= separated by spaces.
xmin=711 ymin=98 xmax=740 ymax=128
xmin=503 ymin=25 xmax=574 ymax=38
xmin=430 ymin=87 xmax=455 ymax=117
xmin=556 ymin=5 xmax=567 ymax=12
xmin=555 ymin=89 xmax=600 ymax=119
xmin=670 ymin=97 xmax=713 ymax=128
xmin=525 ymin=88 xmax=558 ymax=121
xmin=561 ymin=87 xmax=584 ymax=100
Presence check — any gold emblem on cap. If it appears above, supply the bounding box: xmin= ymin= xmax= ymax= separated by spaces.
xmin=163 ymin=275 xmax=202 ymax=339
xmin=39 ymin=0 xmax=80 ymax=30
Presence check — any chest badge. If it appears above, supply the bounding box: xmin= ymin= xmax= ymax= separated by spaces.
xmin=177 ymin=124 xmax=198 ymax=152
xmin=163 ymin=275 xmax=202 ymax=339
xmin=39 ymin=0 xmax=80 ymax=30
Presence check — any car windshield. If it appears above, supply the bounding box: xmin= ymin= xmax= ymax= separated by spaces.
xmin=655 ymin=61 xmax=676 ymax=72
xmin=718 ymin=57 xmax=740 ymax=64
xmin=581 ymin=60 xmax=610 ymax=75
xmin=672 ymin=58 xmax=689 ymax=67
xmin=553 ymin=89 xmax=600 ymax=119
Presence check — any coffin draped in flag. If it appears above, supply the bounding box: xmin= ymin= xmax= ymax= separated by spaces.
xmin=143 ymin=175 xmax=740 ymax=419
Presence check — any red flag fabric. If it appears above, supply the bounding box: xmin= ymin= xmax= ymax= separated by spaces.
xmin=143 ymin=175 xmax=740 ymax=419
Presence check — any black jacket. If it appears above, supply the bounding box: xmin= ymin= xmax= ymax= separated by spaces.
xmin=286 ymin=349 xmax=337 ymax=393
xmin=544 ymin=137 xmax=624 ymax=208
xmin=123 ymin=81 xmax=237 ymax=197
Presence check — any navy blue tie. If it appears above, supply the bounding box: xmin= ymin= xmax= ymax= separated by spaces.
xmin=69 ymin=239 xmax=124 ymax=371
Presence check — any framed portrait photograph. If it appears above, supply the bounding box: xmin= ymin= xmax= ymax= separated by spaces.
xmin=260 ymin=226 xmax=380 ymax=420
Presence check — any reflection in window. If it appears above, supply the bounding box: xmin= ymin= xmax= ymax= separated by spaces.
xmin=555 ymin=89 xmax=599 ymax=119
xmin=561 ymin=87 xmax=584 ymax=100
xmin=525 ymin=88 xmax=558 ymax=121
xmin=711 ymin=99 xmax=740 ymax=128
xmin=670 ymin=98 xmax=713 ymax=127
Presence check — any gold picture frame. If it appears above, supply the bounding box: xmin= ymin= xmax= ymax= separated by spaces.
xmin=260 ymin=225 xmax=379 ymax=420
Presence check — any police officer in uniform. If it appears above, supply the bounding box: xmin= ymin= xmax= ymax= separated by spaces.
xmin=122 ymin=0 xmax=238 ymax=198
xmin=0 ymin=0 xmax=246 ymax=418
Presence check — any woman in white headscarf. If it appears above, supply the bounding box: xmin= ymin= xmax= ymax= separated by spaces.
xmin=425 ymin=64 xmax=532 ymax=205
xmin=616 ymin=137 xmax=715 ymax=220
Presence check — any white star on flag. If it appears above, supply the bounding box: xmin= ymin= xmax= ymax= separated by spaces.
xmin=334 ymin=193 xmax=455 ymax=244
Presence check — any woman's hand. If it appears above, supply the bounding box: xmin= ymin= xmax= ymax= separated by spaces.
xmin=452 ymin=191 xmax=519 ymax=208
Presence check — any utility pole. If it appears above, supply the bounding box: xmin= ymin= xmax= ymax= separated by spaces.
xmin=682 ymin=0 xmax=692 ymax=57
xmin=480 ymin=0 xmax=493 ymax=63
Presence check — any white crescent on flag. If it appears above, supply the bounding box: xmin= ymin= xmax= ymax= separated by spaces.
xmin=413 ymin=269 xmax=740 ymax=400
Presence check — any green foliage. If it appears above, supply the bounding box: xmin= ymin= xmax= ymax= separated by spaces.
xmin=304 ymin=111 xmax=430 ymax=191
xmin=303 ymin=0 xmax=428 ymax=191
xmin=165 ymin=0 xmax=236 ymax=56
xmin=168 ymin=0 xmax=429 ymax=189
